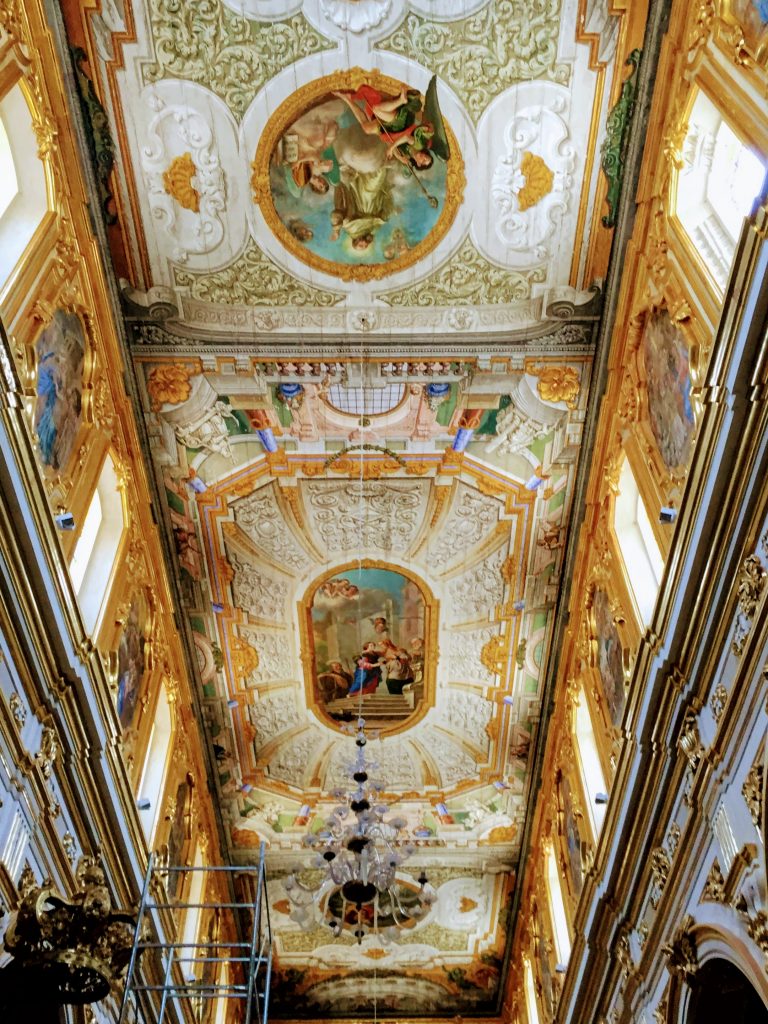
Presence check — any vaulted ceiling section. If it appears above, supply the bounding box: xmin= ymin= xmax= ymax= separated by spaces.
xmin=59 ymin=0 xmax=645 ymax=1016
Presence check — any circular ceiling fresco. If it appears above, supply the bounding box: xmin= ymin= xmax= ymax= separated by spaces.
xmin=251 ymin=69 xmax=465 ymax=281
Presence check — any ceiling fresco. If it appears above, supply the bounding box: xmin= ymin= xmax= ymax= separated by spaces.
xmin=60 ymin=0 xmax=631 ymax=1017
xmin=127 ymin=341 xmax=593 ymax=1016
xmin=70 ymin=0 xmax=624 ymax=336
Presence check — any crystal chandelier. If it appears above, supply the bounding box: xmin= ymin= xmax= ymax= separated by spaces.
xmin=283 ymin=717 xmax=435 ymax=943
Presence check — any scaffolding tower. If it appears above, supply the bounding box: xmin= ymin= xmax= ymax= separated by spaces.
xmin=119 ymin=845 xmax=272 ymax=1024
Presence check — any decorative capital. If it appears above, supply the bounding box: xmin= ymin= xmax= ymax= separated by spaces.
xmin=662 ymin=915 xmax=698 ymax=982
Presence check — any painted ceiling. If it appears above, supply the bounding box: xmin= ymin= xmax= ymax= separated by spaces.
xmin=62 ymin=0 xmax=629 ymax=1017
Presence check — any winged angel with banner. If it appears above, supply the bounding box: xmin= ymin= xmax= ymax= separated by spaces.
xmin=253 ymin=71 xmax=463 ymax=280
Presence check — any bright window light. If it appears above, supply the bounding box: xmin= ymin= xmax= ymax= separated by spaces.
xmin=69 ymin=489 xmax=103 ymax=592
xmin=706 ymin=120 xmax=766 ymax=240
xmin=546 ymin=844 xmax=571 ymax=964
xmin=615 ymin=458 xmax=664 ymax=624
xmin=0 ymin=116 xmax=18 ymax=219
xmin=575 ymin=688 xmax=608 ymax=838
xmin=524 ymin=958 xmax=540 ymax=1024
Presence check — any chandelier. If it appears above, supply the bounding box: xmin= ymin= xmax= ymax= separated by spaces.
xmin=283 ymin=717 xmax=435 ymax=943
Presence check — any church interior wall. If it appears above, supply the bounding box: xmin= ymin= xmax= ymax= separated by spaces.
xmin=0 ymin=0 xmax=766 ymax=1022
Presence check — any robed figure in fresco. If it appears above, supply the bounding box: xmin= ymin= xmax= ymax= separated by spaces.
xmin=309 ymin=569 xmax=427 ymax=727
xmin=261 ymin=72 xmax=457 ymax=277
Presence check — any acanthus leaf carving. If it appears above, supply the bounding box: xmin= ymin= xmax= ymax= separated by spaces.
xmin=742 ymin=757 xmax=764 ymax=831
xmin=377 ymin=237 xmax=544 ymax=307
xmin=701 ymin=858 xmax=726 ymax=903
xmin=662 ymin=914 xmax=698 ymax=982
xmin=731 ymin=553 xmax=767 ymax=656
xmin=378 ymin=3 xmax=569 ymax=123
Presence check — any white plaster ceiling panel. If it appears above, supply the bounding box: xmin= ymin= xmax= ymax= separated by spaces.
xmin=420 ymin=726 xmax=478 ymax=788
xmin=443 ymin=626 xmax=500 ymax=686
xmin=325 ymin=736 xmax=423 ymax=791
xmin=299 ymin=478 xmax=430 ymax=557
xmin=225 ymin=544 xmax=289 ymax=622
xmin=441 ymin=689 xmax=494 ymax=758
xmin=232 ymin=482 xmax=316 ymax=573
xmin=247 ymin=689 xmax=302 ymax=746
xmin=266 ymin=728 xmax=328 ymax=786
xmin=137 ymin=79 xmax=249 ymax=269
xmin=424 ymin=482 xmax=503 ymax=574
xmin=238 ymin=626 xmax=295 ymax=685
xmin=446 ymin=543 xmax=509 ymax=626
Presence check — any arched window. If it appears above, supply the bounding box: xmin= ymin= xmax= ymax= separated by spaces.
xmin=137 ymin=683 xmax=172 ymax=842
xmin=614 ymin=457 xmax=663 ymax=625
xmin=70 ymin=453 xmax=125 ymax=633
xmin=545 ymin=842 xmax=571 ymax=965
xmin=524 ymin=957 xmax=540 ymax=1024
xmin=676 ymin=90 xmax=766 ymax=292
xmin=0 ymin=83 xmax=48 ymax=290
xmin=574 ymin=688 xmax=608 ymax=838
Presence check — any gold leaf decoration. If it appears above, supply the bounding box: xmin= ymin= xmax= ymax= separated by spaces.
xmin=480 ymin=634 xmax=507 ymax=676
xmin=163 ymin=152 xmax=199 ymax=212
xmin=232 ymin=635 xmax=259 ymax=681
xmin=532 ymin=365 xmax=581 ymax=408
xmin=174 ymin=241 xmax=344 ymax=307
xmin=378 ymin=237 xmax=545 ymax=307
xmin=147 ymin=363 xmax=194 ymax=411
xmin=517 ymin=151 xmax=554 ymax=211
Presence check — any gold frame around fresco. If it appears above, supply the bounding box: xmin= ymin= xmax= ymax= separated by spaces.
xmin=297 ymin=559 xmax=439 ymax=738
xmin=251 ymin=68 xmax=466 ymax=282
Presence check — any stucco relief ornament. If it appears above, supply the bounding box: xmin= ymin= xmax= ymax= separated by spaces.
xmin=319 ymin=0 xmax=392 ymax=32
xmin=141 ymin=93 xmax=227 ymax=263
xmin=491 ymin=92 xmax=575 ymax=265
xmin=731 ymin=553 xmax=767 ymax=655
xmin=662 ymin=915 xmax=698 ymax=982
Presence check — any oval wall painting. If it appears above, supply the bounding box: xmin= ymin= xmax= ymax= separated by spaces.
xmin=251 ymin=70 xmax=465 ymax=281
xmin=305 ymin=565 xmax=433 ymax=732
xmin=34 ymin=309 xmax=85 ymax=472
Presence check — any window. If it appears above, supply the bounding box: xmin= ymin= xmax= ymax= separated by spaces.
xmin=676 ymin=90 xmax=766 ymax=291
xmin=325 ymin=383 xmax=405 ymax=417
xmin=70 ymin=454 xmax=125 ymax=633
xmin=614 ymin=458 xmax=663 ymax=624
xmin=524 ymin=958 xmax=540 ymax=1024
xmin=574 ymin=688 xmax=608 ymax=838
xmin=545 ymin=843 xmax=571 ymax=964
xmin=180 ymin=845 xmax=205 ymax=982
xmin=0 ymin=84 xmax=48 ymax=290
xmin=69 ymin=489 xmax=103 ymax=591
xmin=137 ymin=684 xmax=172 ymax=842
xmin=0 ymin=117 xmax=18 ymax=218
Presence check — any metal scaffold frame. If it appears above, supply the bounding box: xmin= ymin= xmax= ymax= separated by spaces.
xmin=119 ymin=844 xmax=272 ymax=1024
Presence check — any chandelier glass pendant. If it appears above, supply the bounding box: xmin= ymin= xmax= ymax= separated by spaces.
xmin=283 ymin=717 xmax=436 ymax=943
